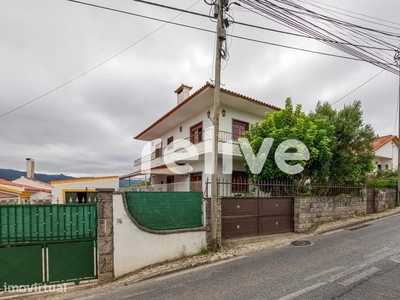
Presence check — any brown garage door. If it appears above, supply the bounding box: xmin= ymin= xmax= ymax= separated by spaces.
xmin=221 ymin=197 xmax=294 ymax=239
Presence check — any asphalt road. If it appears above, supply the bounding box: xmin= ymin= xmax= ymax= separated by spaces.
xmin=77 ymin=215 xmax=400 ymax=300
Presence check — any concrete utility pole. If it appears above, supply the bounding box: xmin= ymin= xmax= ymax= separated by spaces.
xmin=211 ymin=0 xmax=224 ymax=252
xmin=395 ymin=47 xmax=400 ymax=204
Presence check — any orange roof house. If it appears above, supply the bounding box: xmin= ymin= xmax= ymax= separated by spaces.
xmin=121 ymin=82 xmax=281 ymax=193
xmin=373 ymin=135 xmax=399 ymax=171
xmin=0 ymin=178 xmax=51 ymax=203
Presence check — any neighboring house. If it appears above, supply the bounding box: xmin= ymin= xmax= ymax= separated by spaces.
xmin=373 ymin=135 xmax=399 ymax=171
xmin=0 ymin=178 xmax=51 ymax=203
xmin=51 ymin=176 xmax=120 ymax=203
xmin=121 ymin=82 xmax=280 ymax=192
xmin=13 ymin=158 xmax=52 ymax=192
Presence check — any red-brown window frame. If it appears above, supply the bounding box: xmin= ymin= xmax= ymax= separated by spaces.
xmin=232 ymin=119 xmax=249 ymax=141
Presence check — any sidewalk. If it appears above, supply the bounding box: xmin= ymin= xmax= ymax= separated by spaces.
xmin=6 ymin=207 xmax=400 ymax=300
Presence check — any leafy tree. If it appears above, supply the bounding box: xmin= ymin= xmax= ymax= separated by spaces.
xmin=241 ymin=98 xmax=335 ymax=183
xmin=309 ymin=100 xmax=375 ymax=185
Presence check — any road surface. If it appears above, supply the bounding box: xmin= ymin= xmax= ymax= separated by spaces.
xmin=76 ymin=215 xmax=400 ymax=300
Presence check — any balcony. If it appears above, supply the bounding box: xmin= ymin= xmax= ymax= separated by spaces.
xmin=133 ymin=129 xmax=243 ymax=173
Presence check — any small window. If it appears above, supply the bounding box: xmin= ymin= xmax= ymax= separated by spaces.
xmin=377 ymin=164 xmax=382 ymax=170
xmin=232 ymin=120 xmax=249 ymax=141
xmin=385 ymin=165 xmax=389 ymax=170
xmin=167 ymin=136 xmax=174 ymax=145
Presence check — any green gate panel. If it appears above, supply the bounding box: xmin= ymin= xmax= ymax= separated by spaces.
xmin=0 ymin=244 xmax=43 ymax=288
xmin=47 ymin=241 xmax=95 ymax=282
xmin=125 ymin=192 xmax=203 ymax=230
xmin=0 ymin=204 xmax=97 ymax=244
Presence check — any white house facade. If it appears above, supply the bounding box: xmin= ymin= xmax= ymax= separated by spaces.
xmin=51 ymin=176 xmax=120 ymax=203
xmin=121 ymin=82 xmax=280 ymax=192
xmin=373 ymin=135 xmax=399 ymax=171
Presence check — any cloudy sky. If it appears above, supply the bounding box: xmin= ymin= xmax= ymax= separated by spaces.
xmin=0 ymin=0 xmax=399 ymax=177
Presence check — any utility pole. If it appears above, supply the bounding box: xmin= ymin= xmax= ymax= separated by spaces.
xmin=395 ymin=47 xmax=400 ymax=204
xmin=210 ymin=0 xmax=224 ymax=252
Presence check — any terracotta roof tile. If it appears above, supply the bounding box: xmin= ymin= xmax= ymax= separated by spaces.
xmin=0 ymin=178 xmax=51 ymax=193
xmin=373 ymin=135 xmax=399 ymax=152
xmin=134 ymin=82 xmax=281 ymax=139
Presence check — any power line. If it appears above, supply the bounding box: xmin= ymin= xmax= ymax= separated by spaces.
xmin=1 ymin=0 xmax=394 ymax=118
xmin=133 ymin=0 xmax=393 ymax=51
xmin=331 ymin=70 xmax=385 ymax=105
xmin=304 ymin=0 xmax=400 ymax=27
xmin=0 ymin=0 xmax=202 ymax=118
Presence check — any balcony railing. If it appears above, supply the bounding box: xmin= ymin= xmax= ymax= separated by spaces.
xmin=133 ymin=129 xmax=239 ymax=168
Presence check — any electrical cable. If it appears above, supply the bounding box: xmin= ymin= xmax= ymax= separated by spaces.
xmin=0 ymin=0 xmax=202 ymax=118
xmin=331 ymin=70 xmax=385 ymax=105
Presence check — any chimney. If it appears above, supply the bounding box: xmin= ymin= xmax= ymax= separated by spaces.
xmin=26 ymin=158 xmax=35 ymax=179
xmin=174 ymin=84 xmax=193 ymax=105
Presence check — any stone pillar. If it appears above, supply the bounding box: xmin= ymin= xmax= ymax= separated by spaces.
xmin=96 ymin=188 xmax=115 ymax=284
xmin=205 ymin=197 xmax=221 ymax=249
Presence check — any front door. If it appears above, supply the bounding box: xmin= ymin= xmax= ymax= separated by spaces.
xmin=190 ymin=173 xmax=202 ymax=192
xmin=167 ymin=176 xmax=174 ymax=191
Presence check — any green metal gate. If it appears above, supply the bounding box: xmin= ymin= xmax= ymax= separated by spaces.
xmin=0 ymin=204 xmax=97 ymax=289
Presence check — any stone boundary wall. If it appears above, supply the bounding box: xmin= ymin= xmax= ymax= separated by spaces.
xmin=294 ymin=195 xmax=366 ymax=233
xmin=375 ymin=188 xmax=397 ymax=213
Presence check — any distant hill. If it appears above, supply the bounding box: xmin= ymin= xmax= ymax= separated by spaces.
xmin=0 ymin=169 xmax=75 ymax=182
xmin=0 ymin=168 xmax=142 ymax=188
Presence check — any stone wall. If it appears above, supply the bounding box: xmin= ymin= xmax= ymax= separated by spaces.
xmin=205 ymin=198 xmax=222 ymax=249
xmin=375 ymin=188 xmax=397 ymax=213
xmin=96 ymin=188 xmax=115 ymax=284
xmin=294 ymin=196 xmax=366 ymax=233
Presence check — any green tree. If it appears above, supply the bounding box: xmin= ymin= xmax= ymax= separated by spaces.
xmin=241 ymin=98 xmax=335 ymax=183
xmin=309 ymin=100 xmax=375 ymax=184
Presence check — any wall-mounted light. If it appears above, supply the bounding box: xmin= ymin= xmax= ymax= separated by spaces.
xmin=222 ymin=109 xmax=226 ymax=117
xmin=179 ymin=126 xmax=182 ymax=132
xmin=207 ymin=110 xmax=211 ymax=118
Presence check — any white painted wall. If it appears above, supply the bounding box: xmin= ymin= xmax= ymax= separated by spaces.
xmin=51 ymin=177 xmax=119 ymax=203
xmin=13 ymin=177 xmax=51 ymax=191
xmin=374 ymin=141 xmax=398 ymax=171
xmin=113 ymin=194 xmax=206 ymax=278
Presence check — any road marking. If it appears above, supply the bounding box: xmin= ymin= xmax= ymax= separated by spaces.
xmin=276 ymin=282 xmax=327 ymax=300
xmin=365 ymin=247 xmax=391 ymax=258
xmin=340 ymin=267 xmax=380 ymax=287
xmin=321 ymin=229 xmax=343 ymax=235
xmin=389 ymin=254 xmax=400 ymax=263
xmin=275 ymin=243 xmax=289 ymax=248
xmin=304 ymin=266 xmax=344 ymax=281
xmin=154 ymin=256 xmax=246 ymax=281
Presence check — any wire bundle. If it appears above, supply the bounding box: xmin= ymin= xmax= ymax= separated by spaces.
xmin=238 ymin=0 xmax=400 ymax=75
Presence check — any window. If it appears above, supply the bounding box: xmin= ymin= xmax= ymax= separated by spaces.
xmin=190 ymin=122 xmax=203 ymax=144
xmin=155 ymin=141 xmax=162 ymax=158
xmin=232 ymin=120 xmax=249 ymax=141
xmin=232 ymin=171 xmax=249 ymax=193
xmin=190 ymin=173 xmax=202 ymax=192
xmin=385 ymin=165 xmax=389 ymax=170
xmin=167 ymin=136 xmax=174 ymax=145
xmin=377 ymin=164 xmax=382 ymax=170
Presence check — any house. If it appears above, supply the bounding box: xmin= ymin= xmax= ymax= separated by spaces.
xmin=3 ymin=158 xmax=119 ymax=204
xmin=51 ymin=176 xmax=119 ymax=203
xmin=373 ymin=135 xmax=399 ymax=171
xmin=121 ymin=82 xmax=280 ymax=192
xmin=12 ymin=158 xmax=53 ymax=192
xmin=0 ymin=178 xmax=51 ymax=204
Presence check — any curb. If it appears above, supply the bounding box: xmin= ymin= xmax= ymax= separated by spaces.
xmin=314 ymin=209 xmax=400 ymax=235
